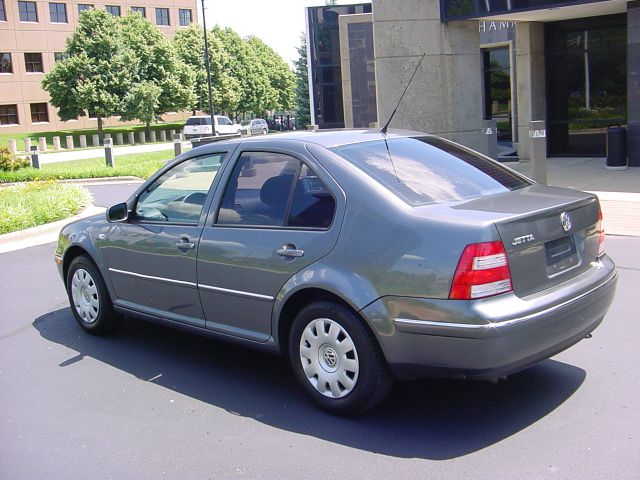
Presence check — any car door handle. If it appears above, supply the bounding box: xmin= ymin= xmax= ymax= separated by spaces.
xmin=276 ymin=244 xmax=304 ymax=258
xmin=175 ymin=237 xmax=196 ymax=250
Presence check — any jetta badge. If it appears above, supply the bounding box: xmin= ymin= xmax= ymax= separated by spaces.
xmin=561 ymin=212 xmax=572 ymax=232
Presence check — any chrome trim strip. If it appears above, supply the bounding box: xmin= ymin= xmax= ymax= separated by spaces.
xmin=394 ymin=318 xmax=487 ymax=330
xmin=198 ymin=284 xmax=274 ymax=301
xmin=109 ymin=268 xmax=198 ymax=288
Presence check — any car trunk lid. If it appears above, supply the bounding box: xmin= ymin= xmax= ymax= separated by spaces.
xmin=451 ymin=185 xmax=601 ymax=297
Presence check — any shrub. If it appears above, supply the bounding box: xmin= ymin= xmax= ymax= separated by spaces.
xmin=0 ymin=147 xmax=31 ymax=172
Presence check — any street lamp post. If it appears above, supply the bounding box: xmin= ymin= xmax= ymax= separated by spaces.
xmin=201 ymin=0 xmax=216 ymax=135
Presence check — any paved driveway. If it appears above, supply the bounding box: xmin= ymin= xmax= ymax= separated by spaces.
xmin=1 ymin=238 xmax=638 ymax=479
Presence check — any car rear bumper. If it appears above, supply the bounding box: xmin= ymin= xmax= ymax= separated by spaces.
xmin=361 ymin=255 xmax=617 ymax=380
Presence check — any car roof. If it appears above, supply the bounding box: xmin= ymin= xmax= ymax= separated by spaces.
xmin=193 ymin=128 xmax=426 ymax=150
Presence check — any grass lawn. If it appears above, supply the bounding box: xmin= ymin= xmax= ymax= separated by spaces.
xmin=0 ymin=149 xmax=178 ymax=183
xmin=0 ymin=182 xmax=92 ymax=235
xmin=0 ymin=121 xmax=186 ymax=151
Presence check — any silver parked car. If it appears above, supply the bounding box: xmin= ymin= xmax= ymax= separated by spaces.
xmin=241 ymin=118 xmax=269 ymax=136
xmin=55 ymin=130 xmax=617 ymax=414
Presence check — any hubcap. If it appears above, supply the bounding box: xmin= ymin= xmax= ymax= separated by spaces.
xmin=70 ymin=268 xmax=100 ymax=324
xmin=299 ymin=318 xmax=359 ymax=399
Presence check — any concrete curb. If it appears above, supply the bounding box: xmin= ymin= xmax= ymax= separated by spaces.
xmin=0 ymin=204 xmax=106 ymax=254
xmin=0 ymin=176 xmax=143 ymax=189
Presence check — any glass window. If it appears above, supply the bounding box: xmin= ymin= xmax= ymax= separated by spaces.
xmin=24 ymin=53 xmax=43 ymax=73
xmin=155 ymin=7 xmax=169 ymax=26
xmin=78 ymin=4 xmax=92 ymax=13
xmin=130 ymin=6 xmax=145 ymax=17
xmin=54 ymin=52 xmax=67 ymax=62
xmin=0 ymin=53 xmax=12 ymax=73
xmin=0 ymin=0 xmax=6 ymax=21
xmin=288 ymin=164 xmax=335 ymax=228
xmin=332 ymin=137 xmax=531 ymax=207
xmin=546 ymin=15 xmax=627 ymax=156
xmin=30 ymin=103 xmax=49 ymax=123
xmin=105 ymin=5 xmax=120 ymax=16
xmin=217 ymin=152 xmax=300 ymax=226
xmin=18 ymin=1 xmax=38 ymax=22
xmin=49 ymin=2 xmax=67 ymax=22
xmin=135 ymin=154 xmax=225 ymax=224
xmin=0 ymin=104 xmax=19 ymax=125
xmin=178 ymin=8 xmax=192 ymax=26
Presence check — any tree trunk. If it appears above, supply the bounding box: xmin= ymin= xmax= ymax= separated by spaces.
xmin=97 ymin=114 xmax=104 ymax=145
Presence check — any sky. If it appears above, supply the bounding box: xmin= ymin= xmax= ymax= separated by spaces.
xmin=198 ymin=0 xmax=370 ymax=66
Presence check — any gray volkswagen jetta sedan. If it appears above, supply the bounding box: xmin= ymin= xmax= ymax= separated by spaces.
xmin=55 ymin=129 xmax=617 ymax=414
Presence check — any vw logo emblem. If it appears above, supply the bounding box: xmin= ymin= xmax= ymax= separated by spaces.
xmin=323 ymin=348 xmax=338 ymax=367
xmin=560 ymin=212 xmax=572 ymax=232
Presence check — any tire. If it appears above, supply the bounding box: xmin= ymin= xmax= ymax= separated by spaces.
xmin=289 ymin=301 xmax=394 ymax=415
xmin=66 ymin=255 xmax=122 ymax=335
xmin=262 ymin=128 xmax=268 ymax=135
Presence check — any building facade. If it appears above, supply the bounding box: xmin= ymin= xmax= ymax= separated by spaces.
xmin=0 ymin=0 xmax=197 ymax=136
xmin=307 ymin=1 xmax=639 ymax=165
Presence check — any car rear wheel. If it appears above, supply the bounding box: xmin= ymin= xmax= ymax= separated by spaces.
xmin=262 ymin=127 xmax=268 ymax=135
xmin=66 ymin=255 xmax=121 ymax=334
xmin=289 ymin=301 xmax=393 ymax=415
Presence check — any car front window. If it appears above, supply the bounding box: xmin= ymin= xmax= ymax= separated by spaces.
xmin=135 ymin=153 xmax=225 ymax=223
xmin=331 ymin=137 xmax=531 ymax=206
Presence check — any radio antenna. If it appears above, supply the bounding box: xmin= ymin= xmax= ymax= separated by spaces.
xmin=380 ymin=53 xmax=426 ymax=135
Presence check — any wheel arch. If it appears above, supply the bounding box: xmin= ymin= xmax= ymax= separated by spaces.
xmin=63 ymin=245 xmax=95 ymax=283
xmin=276 ymin=287 xmax=377 ymax=359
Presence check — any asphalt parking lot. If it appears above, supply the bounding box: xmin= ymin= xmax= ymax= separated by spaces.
xmin=1 ymin=234 xmax=638 ymax=479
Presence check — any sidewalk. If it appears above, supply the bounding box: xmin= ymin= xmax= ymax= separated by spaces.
xmin=509 ymin=157 xmax=640 ymax=236
xmin=38 ymin=141 xmax=185 ymax=164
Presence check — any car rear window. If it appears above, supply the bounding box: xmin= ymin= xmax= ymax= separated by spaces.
xmin=331 ymin=137 xmax=531 ymax=206
xmin=185 ymin=117 xmax=211 ymax=126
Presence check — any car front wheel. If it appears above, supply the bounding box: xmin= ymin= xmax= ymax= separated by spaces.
xmin=289 ymin=301 xmax=393 ymax=415
xmin=66 ymin=255 xmax=121 ymax=334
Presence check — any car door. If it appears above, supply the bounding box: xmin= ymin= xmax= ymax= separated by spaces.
xmin=102 ymin=151 xmax=228 ymax=327
xmin=196 ymin=145 xmax=344 ymax=341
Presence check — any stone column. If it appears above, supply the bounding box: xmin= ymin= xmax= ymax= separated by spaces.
xmin=8 ymin=139 xmax=17 ymax=154
xmin=24 ymin=138 xmax=32 ymax=152
xmin=628 ymin=1 xmax=640 ymax=166
xmin=38 ymin=137 xmax=47 ymax=151
xmin=127 ymin=132 xmax=135 ymax=145
xmin=149 ymin=130 xmax=157 ymax=142
xmin=138 ymin=131 xmax=146 ymax=144
xmin=92 ymin=134 xmax=100 ymax=147
xmin=66 ymin=135 xmax=74 ymax=150
xmin=159 ymin=130 xmax=167 ymax=142
xmin=515 ymin=22 xmax=546 ymax=162
xmin=52 ymin=136 xmax=61 ymax=151
xmin=116 ymin=133 xmax=124 ymax=145
xmin=372 ymin=0 xmax=483 ymax=150
xmin=79 ymin=135 xmax=87 ymax=148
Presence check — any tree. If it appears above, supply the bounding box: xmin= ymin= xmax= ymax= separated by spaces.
xmin=119 ymin=12 xmax=195 ymax=133
xmin=213 ymin=26 xmax=270 ymax=117
xmin=42 ymin=9 xmax=134 ymax=142
xmin=246 ymin=36 xmax=295 ymax=114
xmin=294 ymin=34 xmax=311 ymax=129
xmin=173 ymin=24 xmax=240 ymax=116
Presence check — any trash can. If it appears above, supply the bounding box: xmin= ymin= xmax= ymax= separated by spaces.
xmin=606 ymin=125 xmax=627 ymax=170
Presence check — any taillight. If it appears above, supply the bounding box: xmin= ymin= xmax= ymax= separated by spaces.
xmin=597 ymin=210 xmax=605 ymax=257
xmin=449 ymin=241 xmax=513 ymax=300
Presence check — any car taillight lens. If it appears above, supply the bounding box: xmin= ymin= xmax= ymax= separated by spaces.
xmin=598 ymin=210 xmax=605 ymax=257
xmin=449 ymin=241 xmax=513 ymax=300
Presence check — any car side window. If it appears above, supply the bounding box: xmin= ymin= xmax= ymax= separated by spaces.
xmin=288 ymin=164 xmax=336 ymax=229
xmin=216 ymin=152 xmax=335 ymax=229
xmin=217 ymin=152 xmax=299 ymax=226
xmin=135 ymin=153 xmax=224 ymax=224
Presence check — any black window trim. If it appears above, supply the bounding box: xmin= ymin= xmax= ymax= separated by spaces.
xmin=18 ymin=0 xmax=38 ymax=22
xmin=212 ymin=149 xmax=337 ymax=231
xmin=49 ymin=2 xmax=67 ymax=23
xmin=131 ymin=152 xmax=229 ymax=227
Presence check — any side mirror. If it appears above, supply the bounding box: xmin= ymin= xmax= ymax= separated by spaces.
xmin=107 ymin=202 xmax=129 ymax=223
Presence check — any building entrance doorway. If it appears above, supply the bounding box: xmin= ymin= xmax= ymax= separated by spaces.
xmin=482 ymin=46 xmax=513 ymax=146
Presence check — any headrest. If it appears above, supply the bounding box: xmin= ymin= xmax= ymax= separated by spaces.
xmin=260 ymin=175 xmax=294 ymax=208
